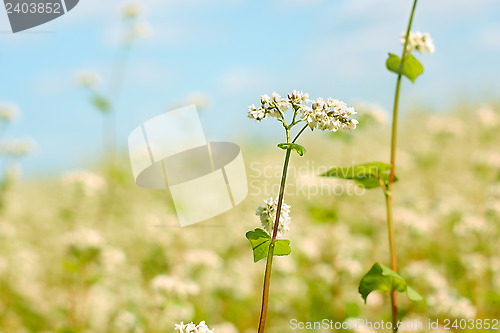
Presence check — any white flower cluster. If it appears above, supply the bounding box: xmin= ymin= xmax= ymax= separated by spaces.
xmin=256 ymin=197 xmax=291 ymax=237
xmin=248 ymin=91 xmax=358 ymax=132
xmin=401 ymin=31 xmax=435 ymax=54
xmin=301 ymin=97 xmax=358 ymax=131
xmin=248 ymin=91 xmax=291 ymax=121
xmin=174 ymin=321 xmax=214 ymax=333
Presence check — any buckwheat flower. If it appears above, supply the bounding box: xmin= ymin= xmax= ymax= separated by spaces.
xmin=256 ymin=197 xmax=291 ymax=237
xmin=175 ymin=321 xmax=214 ymax=333
xmin=0 ymin=103 xmax=19 ymax=123
xmin=248 ymin=104 xmax=266 ymax=120
xmin=76 ymin=70 xmax=101 ymax=88
xmin=401 ymin=31 xmax=435 ymax=54
xmin=301 ymin=97 xmax=358 ymax=131
xmin=261 ymin=94 xmax=271 ymax=104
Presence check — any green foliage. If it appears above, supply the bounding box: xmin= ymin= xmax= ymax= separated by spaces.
xmin=386 ymin=53 xmax=423 ymax=83
xmin=358 ymin=262 xmax=423 ymax=303
xmin=91 ymin=93 xmax=111 ymax=113
xmin=277 ymin=142 xmax=306 ymax=156
xmin=320 ymin=162 xmax=397 ymax=189
xmin=141 ymin=246 xmax=169 ymax=280
xmin=308 ymin=205 xmax=338 ymax=223
xmin=245 ymin=228 xmax=291 ymax=263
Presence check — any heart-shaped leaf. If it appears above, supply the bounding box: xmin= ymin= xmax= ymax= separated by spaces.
xmin=386 ymin=53 xmax=424 ymax=83
xmin=246 ymin=228 xmax=291 ymax=263
xmin=277 ymin=143 xmax=306 ymax=156
xmin=320 ymin=162 xmax=397 ymax=189
xmin=359 ymin=262 xmax=423 ymax=303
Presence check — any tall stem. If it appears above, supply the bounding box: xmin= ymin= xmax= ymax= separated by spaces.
xmin=257 ymin=148 xmax=292 ymax=333
xmin=387 ymin=1 xmax=418 ymax=332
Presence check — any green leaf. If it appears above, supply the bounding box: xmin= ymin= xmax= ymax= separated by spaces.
xmin=386 ymin=53 xmax=424 ymax=83
xmin=245 ymin=228 xmax=291 ymax=263
xmin=91 ymin=94 xmax=111 ymax=113
xmin=358 ymin=263 xmax=423 ymax=303
xmin=320 ymin=162 xmax=397 ymax=189
xmin=277 ymin=143 xmax=306 ymax=156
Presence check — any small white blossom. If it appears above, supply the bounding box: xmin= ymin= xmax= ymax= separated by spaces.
xmin=76 ymin=70 xmax=102 ymax=88
xmin=401 ymin=31 xmax=435 ymax=54
xmin=174 ymin=321 xmax=214 ymax=333
xmin=256 ymin=197 xmax=291 ymax=237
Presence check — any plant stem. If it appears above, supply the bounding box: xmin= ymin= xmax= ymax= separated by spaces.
xmin=257 ymin=148 xmax=292 ymax=333
xmin=292 ymin=124 xmax=309 ymax=143
xmin=386 ymin=1 xmax=418 ymax=332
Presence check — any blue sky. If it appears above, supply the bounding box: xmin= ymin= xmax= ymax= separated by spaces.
xmin=1 ymin=0 xmax=499 ymax=176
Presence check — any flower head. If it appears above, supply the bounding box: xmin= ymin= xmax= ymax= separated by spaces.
xmin=174 ymin=320 xmax=214 ymax=333
xmin=401 ymin=31 xmax=435 ymax=54
xmin=256 ymin=197 xmax=291 ymax=237
xmin=248 ymin=91 xmax=358 ymax=132
xmin=301 ymin=97 xmax=358 ymax=131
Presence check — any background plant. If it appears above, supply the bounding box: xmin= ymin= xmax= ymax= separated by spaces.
xmin=321 ymin=0 xmax=435 ymax=331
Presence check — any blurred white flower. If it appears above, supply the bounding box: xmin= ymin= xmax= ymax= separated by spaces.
xmin=62 ymin=170 xmax=107 ymax=196
xmin=0 ymin=139 xmax=36 ymax=157
xmin=150 ymin=274 xmax=200 ymax=298
xmin=477 ymin=105 xmax=497 ymax=127
xmin=213 ymin=322 xmax=238 ymax=333
xmin=427 ymin=290 xmax=476 ymax=319
xmin=175 ymin=321 xmax=214 ymax=333
xmin=101 ymin=246 xmax=126 ymax=272
xmin=186 ymin=92 xmax=211 ymax=110
xmin=63 ymin=228 xmax=104 ymax=252
xmin=122 ymin=3 xmax=143 ymax=19
xmin=76 ymin=70 xmax=102 ymax=88
xmin=402 ymin=31 xmax=435 ymax=54
xmin=453 ymin=215 xmax=492 ymax=236
xmin=130 ymin=21 xmax=153 ymax=40
xmin=184 ymin=249 xmax=221 ymax=268
xmin=114 ymin=311 xmax=138 ymax=332
xmin=0 ymin=103 xmax=19 ymax=123
xmin=256 ymin=197 xmax=291 ymax=237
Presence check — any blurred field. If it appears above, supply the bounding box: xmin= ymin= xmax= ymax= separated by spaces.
xmin=1 ymin=103 xmax=500 ymax=333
